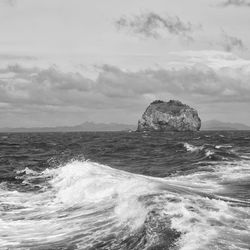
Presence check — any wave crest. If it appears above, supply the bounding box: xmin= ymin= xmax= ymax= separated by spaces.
xmin=1 ymin=159 xmax=250 ymax=249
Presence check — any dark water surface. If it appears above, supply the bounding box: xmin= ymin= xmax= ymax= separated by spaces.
xmin=0 ymin=131 xmax=250 ymax=249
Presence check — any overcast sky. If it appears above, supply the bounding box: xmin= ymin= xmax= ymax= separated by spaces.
xmin=0 ymin=0 xmax=250 ymax=127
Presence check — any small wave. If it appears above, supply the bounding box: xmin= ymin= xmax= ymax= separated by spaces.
xmin=205 ymin=149 xmax=215 ymax=158
xmin=16 ymin=167 xmax=39 ymax=175
xmin=182 ymin=142 xmax=240 ymax=161
xmin=215 ymin=145 xmax=232 ymax=149
xmin=193 ymin=137 xmax=201 ymax=140
xmin=182 ymin=142 xmax=216 ymax=160
xmin=183 ymin=143 xmax=203 ymax=153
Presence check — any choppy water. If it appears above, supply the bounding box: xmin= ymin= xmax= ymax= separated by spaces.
xmin=0 ymin=131 xmax=250 ymax=250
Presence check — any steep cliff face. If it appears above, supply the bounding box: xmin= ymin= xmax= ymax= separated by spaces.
xmin=137 ymin=100 xmax=201 ymax=132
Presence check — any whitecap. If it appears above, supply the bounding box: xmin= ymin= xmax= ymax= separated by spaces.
xmin=183 ymin=143 xmax=203 ymax=153
xmin=0 ymin=159 xmax=250 ymax=249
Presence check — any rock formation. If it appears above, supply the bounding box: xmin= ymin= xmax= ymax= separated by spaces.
xmin=137 ymin=100 xmax=201 ymax=132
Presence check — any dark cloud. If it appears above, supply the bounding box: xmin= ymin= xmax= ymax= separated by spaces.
xmin=0 ymin=65 xmax=94 ymax=107
xmin=115 ymin=12 xmax=197 ymax=40
xmin=220 ymin=30 xmax=247 ymax=52
xmin=0 ymin=62 xmax=249 ymax=117
xmin=220 ymin=0 xmax=250 ymax=7
xmin=0 ymin=62 xmax=250 ymax=126
xmin=97 ymin=64 xmax=250 ymax=103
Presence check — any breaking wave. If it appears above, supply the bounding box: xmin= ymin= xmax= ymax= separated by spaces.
xmin=1 ymin=158 xmax=250 ymax=249
xmin=182 ymin=142 xmax=239 ymax=161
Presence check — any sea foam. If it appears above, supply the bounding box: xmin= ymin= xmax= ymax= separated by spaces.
xmin=0 ymin=159 xmax=250 ymax=249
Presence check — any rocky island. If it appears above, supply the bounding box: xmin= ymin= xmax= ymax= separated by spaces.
xmin=137 ymin=100 xmax=201 ymax=132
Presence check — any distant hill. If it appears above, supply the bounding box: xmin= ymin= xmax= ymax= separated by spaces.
xmin=0 ymin=122 xmax=137 ymax=133
xmin=1 ymin=120 xmax=249 ymax=132
xmin=202 ymin=120 xmax=250 ymax=131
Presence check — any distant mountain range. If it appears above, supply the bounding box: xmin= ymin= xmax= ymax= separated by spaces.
xmin=0 ymin=120 xmax=249 ymax=133
xmin=202 ymin=120 xmax=250 ymax=131
xmin=0 ymin=122 xmax=137 ymax=133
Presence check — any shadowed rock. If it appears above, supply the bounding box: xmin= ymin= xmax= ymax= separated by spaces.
xmin=137 ymin=100 xmax=201 ymax=132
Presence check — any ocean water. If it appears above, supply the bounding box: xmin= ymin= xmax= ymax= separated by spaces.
xmin=0 ymin=131 xmax=250 ymax=250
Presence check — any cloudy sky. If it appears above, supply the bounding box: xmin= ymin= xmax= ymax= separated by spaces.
xmin=0 ymin=0 xmax=250 ymax=127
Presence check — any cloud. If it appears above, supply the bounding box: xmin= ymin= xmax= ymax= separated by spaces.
xmin=0 ymin=65 xmax=94 ymax=107
xmin=115 ymin=12 xmax=197 ymax=41
xmin=0 ymin=56 xmax=250 ymax=123
xmin=96 ymin=63 xmax=250 ymax=103
xmin=220 ymin=30 xmax=247 ymax=52
xmin=220 ymin=0 xmax=250 ymax=7
xmin=1 ymin=0 xmax=17 ymax=6
xmin=0 ymin=54 xmax=36 ymax=60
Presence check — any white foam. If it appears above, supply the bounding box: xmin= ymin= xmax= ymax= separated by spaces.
xmin=1 ymin=159 xmax=250 ymax=249
xmin=183 ymin=143 xmax=203 ymax=152
xmin=183 ymin=142 xmax=216 ymax=158
xmin=0 ymin=160 xmax=159 ymax=248
xmin=215 ymin=144 xmax=232 ymax=149
xmin=16 ymin=167 xmax=39 ymax=175
xmin=205 ymin=149 xmax=214 ymax=158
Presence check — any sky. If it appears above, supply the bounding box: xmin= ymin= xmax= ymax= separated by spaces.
xmin=0 ymin=0 xmax=250 ymax=127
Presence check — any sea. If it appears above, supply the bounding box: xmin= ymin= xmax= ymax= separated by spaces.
xmin=0 ymin=131 xmax=249 ymax=250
